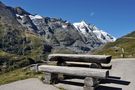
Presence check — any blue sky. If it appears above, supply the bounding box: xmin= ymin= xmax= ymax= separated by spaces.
xmin=1 ymin=0 xmax=135 ymax=38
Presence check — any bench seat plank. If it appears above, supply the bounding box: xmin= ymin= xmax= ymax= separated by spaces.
xmin=39 ymin=65 xmax=109 ymax=79
xmin=66 ymin=62 xmax=112 ymax=69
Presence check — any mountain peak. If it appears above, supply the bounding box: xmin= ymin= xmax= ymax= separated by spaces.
xmin=14 ymin=7 xmax=30 ymax=15
xmin=80 ymin=20 xmax=87 ymax=24
xmin=0 ymin=1 xmax=116 ymax=53
xmin=74 ymin=20 xmax=88 ymax=27
xmin=73 ymin=21 xmax=116 ymax=43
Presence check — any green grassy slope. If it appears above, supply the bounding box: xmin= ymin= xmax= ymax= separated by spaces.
xmin=94 ymin=31 xmax=135 ymax=58
xmin=0 ymin=68 xmax=43 ymax=85
xmin=0 ymin=22 xmax=47 ymax=73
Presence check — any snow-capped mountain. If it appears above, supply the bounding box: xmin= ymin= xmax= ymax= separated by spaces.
xmin=0 ymin=0 xmax=116 ymax=53
xmin=73 ymin=21 xmax=116 ymax=43
xmin=15 ymin=12 xmax=116 ymax=52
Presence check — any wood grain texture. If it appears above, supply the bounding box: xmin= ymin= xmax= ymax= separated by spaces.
xmin=48 ymin=54 xmax=112 ymax=64
xmin=39 ymin=65 xmax=109 ymax=79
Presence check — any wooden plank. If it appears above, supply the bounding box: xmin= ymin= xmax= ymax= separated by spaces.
xmin=48 ymin=54 xmax=112 ymax=64
xmin=38 ymin=65 xmax=109 ymax=79
xmin=66 ymin=62 xmax=112 ymax=69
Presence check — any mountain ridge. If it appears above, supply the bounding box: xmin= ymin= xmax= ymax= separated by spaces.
xmin=15 ymin=12 xmax=116 ymax=52
xmin=94 ymin=31 xmax=135 ymax=58
xmin=73 ymin=20 xmax=116 ymax=43
xmin=0 ymin=1 xmax=116 ymax=72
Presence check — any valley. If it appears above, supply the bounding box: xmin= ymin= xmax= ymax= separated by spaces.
xmin=0 ymin=1 xmax=135 ymax=90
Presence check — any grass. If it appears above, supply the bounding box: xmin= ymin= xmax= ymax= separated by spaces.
xmin=0 ymin=68 xmax=66 ymax=90
xmin=58 ymin=87 xmax=66 ymax=90
xmin=94 ymin=32 xmax=135 ymax=58
xmin=0 ymin=68 xmax=43 ymax=85
xmin=0 ymin=50 xmax=8 ymax=56
xmin=23 ymin=32 xmax=46 ymax=61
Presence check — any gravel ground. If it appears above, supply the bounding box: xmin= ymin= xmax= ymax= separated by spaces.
xmin=0 ymin=78 xmax=59 ymax=90
xmin=56 ymin=58 xmax=135 ymax=90
xmin=0 ymin=58 xmax=135 ymax=90
xmin=106 ymin=58 xmax=135 ymax=90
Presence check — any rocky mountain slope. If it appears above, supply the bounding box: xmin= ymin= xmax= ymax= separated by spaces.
xmin=73 ymin=21 xmax=116 ymax=43
xmin=94 ymin=31 xmax=135 ymax=58
xmin=0 ymin=2 xmax=45 ymax=72
xmin=0 ymin=1 xmax=115 ymax=72
xmin=14 ymin=5 xmax=116 ymax=53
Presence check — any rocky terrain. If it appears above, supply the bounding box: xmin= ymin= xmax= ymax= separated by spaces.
xmin=15 ymin=10 xmax=116 ymax=53
xmin=0 ymin=1 xmax=115 ymax=72
xmin=0 ymin=1 xmax=134 ymax=90
xmin=0 ymin=1 xmax=116 ymax=53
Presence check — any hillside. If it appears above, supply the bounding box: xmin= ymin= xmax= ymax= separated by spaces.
xmin=94 ymin=31 xmax=135 ymax=58
xmin=0 ymin=1 xmax=115 ymax=72
xmin=0 ymin=2 xmax=46 ymax=72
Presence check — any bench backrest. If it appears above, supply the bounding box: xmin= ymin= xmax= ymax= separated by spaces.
xmin=48 ymin=54 xmax=112 ymax=64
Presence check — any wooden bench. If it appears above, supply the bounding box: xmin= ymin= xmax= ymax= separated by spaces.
xmin=48 ymin=54 xmax=112 ymax=69
xmin=39 ymin=54 xmax=112 ymax=90
xmin=39 ymin=65 xmax=109 ymax=90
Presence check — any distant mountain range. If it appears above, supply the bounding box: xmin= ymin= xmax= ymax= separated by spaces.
xmin=0 ymin=1 xmax=116 ymax=71
xmin=14 ymin=7 xmax=115 ymax=53
xmin=1 ymin=1 xmax=135 ymax=72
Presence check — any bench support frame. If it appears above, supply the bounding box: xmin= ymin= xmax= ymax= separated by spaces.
xmin=43 ymin=72 xmax=58 ymax=84
xmin=43 ymin=72 xmax=96 ymax=90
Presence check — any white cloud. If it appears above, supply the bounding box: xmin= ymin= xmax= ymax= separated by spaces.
xmin=90 ymin=12 xmax=95 ymax=17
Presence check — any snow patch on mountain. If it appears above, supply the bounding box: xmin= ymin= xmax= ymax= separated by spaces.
xmin=73 ymin=20 xmax=92 ymax=35
xmin=16 ymin=14 xmax=23 ymax=18
xmin=73 ymin=21 xmax=116 ymax=43
xmin=29 ymin=15 xmax=43 ymax=20
xmin=16 ymin=14 xmax=43 ymax=20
